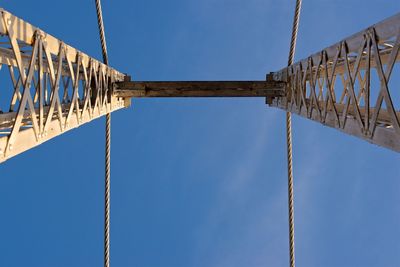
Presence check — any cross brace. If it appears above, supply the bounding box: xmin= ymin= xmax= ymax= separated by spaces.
xmin=269 ymin=12 xmax=400 ymax=152
xmin=0 ymin=8 xmax=128 ymax=163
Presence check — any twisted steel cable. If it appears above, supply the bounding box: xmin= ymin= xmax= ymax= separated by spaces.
xmin=104 ymin=113 xmax=111 ymax=267
xmin=95 ymin=0 xmax=109 ymax=65
xmin=287 ymin=0 xmax=302 ymax=67
xmin=286 ymin=1 xmax=302 ymax=267
xmin=94 ymin=0 xmax=111 ymax=266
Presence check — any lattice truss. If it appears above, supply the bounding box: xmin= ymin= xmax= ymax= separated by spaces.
xmin=0 ymin=9 xmax=129 ymax=162
xmin=270 ymin=13 xmax=400 ymax=152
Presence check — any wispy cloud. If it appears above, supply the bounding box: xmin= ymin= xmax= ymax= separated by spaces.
xmin=190 ymin=109 xmax=294 ymax=267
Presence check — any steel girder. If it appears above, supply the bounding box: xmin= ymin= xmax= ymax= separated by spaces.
xmin=114 ymin=81 xmax=286 ymax=97
xmin=269 ymin=13 xmax=400 ymax=152
xmin=0 ymin=9 xmax=129 ymax=162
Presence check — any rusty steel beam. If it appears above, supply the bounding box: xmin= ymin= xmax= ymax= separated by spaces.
xmin=114 ymin=81 xmax=286 ymax=98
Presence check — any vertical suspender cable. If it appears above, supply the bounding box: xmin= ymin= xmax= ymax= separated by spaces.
xmin=104 ymin=113 xmax=111 ymax=267
xmin=95 ymin=0 xmax=109 ymax=65
xmin=94 ymin=1 xmax=111 ymax=267
xmin=286 ymin=1 xmax=302 ymax=267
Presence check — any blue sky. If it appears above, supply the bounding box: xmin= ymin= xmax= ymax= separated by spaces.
xmin=1 ymin=1 xmax=400 ymax=266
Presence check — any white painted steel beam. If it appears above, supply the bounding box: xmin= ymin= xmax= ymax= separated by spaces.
xmin=269 ymin=12 xmax=400 ymax=152
xmin=0 ymin=9 xmax=130 ymax=162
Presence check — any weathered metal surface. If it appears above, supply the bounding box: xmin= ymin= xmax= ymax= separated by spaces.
xmin=115 ymin=81 xmax=286 ymax=98
xmin=269 ymin=12 xmax=400 ymax=152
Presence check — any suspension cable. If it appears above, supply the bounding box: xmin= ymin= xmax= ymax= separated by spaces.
xmin=286 ymin=0 xmax=302 ymax=267
xmin=94 ymin=2 xmax=301 ymax=267
xmin=95 ymin=0 xmax=109 ymax=65
xmin=94 ymin=1 xmax=111 ymax=267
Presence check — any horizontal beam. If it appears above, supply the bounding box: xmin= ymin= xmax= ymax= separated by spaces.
xmin=114 ymin=81 xmax=286 ymax=98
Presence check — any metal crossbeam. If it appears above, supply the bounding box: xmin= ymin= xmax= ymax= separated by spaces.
xmin=115 ymin=81 xmax=286 ymax=97
xmin=0 ymin=9 xmax=129 ymax=163
xmin=268 ymin=12 xmax=400 ymax=152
